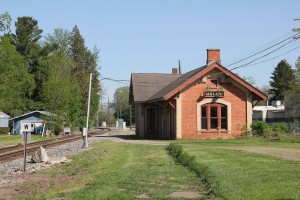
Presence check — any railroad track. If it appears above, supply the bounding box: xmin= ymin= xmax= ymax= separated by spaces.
xmin=0 ymin=129 xmax=110 ymax=163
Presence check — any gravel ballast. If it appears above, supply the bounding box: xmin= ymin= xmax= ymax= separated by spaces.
xmin=0 ymin=135 xmax=105 ymax=176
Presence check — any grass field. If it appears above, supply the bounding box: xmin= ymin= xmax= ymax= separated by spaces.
xmin=27 ymin=141 xmax=215 ymax=200
xmin=174 ymin=138 xmax=300 ymax=200
xmin=0 ymin=134 xmax=56 ymax=147
xmin=9 ymin=137 xmax=300 ymax=200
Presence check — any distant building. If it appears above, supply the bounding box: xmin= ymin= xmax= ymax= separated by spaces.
xmin=130 ymin=49 xmax=267 ymax=139
xmin=0 ymin=112 xmax=10 ymax=128
xmin=253 ymin=100 xmax=287 ymax=123
xmin=9 ymin=110 xmax=53 ymax=134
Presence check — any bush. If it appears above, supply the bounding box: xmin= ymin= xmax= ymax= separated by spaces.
xmin=0 ymin=127 xmax=10 ymax=134
xmin=251 ymin=120 xmax=270 ymax=136
xmin=270 ymin=122 xmax=289 ymax=135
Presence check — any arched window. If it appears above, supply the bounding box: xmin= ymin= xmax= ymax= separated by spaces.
xmin=201 ymin=103 xmax=227 ymax=130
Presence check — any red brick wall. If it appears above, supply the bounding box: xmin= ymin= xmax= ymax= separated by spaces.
xmin=180 ymin=81 xmax=247 ymax=139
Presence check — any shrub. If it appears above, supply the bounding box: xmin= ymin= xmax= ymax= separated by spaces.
xmin=0 ymin=127 xmax=10 ymax=134
xmin=270 ymin=122 xmax=289 ymax=134
xmin=251 ymin=120 xmax=270 ymax=136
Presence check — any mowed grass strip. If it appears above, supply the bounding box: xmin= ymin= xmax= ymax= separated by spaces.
xmin=176 ymin=139 xmax=300 ymax=200
xmin=29 ymin=141 xmax=217 ymax=200
xmin=0 ymin=134 xmax=53 ymax=147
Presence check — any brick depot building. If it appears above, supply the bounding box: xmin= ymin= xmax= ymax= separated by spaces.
xmin=129 ymin=49 xmax=267 ymax=139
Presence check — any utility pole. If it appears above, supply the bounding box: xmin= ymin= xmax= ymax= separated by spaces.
xmin=83 ymin=73 xmax=92 ymax=148
xmin=107 ymin=97 xmax=110 ymax=127
xmin=293 ymin=18 xmax=300 ymax=39
xmin=130 ymin=105 xmax=132 ymax=130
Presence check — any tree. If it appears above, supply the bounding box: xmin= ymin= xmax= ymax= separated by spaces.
xmin=40 ymin=52 xmax=73 ymax=116
xmin=285 ymin=57 xmax=300 ymax=117
xmin=14 ymin=16 xmax=46 ymax=104
xmin=44 ymin=28 xmax=70 ymax=53
xmin=68 ymin=25 xmax=101 ymax=127
xmin=242 ymin=75 xmax=256 ymax=86
xmin=0 ymin=12 xmax=12 ymax=35
xmin=269 ymin=60 xmax=296 ymax=101
xmin=14 ymin=16 xmax=43 ymax=63
xmin=295 ymin=56 xmax=300 ymax=81
xmin=113 ymin=86 xmax=135 ymax=125
xmin=0 ymin=36 xmax=35 ymax=116
xmin=256 ymin=85 xmax=272 ymax=106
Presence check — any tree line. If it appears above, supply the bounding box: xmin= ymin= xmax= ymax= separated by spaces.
xmin=0 ymin=12 xmax=101 ymax=130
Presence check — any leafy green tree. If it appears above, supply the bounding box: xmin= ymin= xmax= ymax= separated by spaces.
xmin=0 ymin=36 xmax=35 ymax=116
xmin=113 ymin=86 xmax=135 ymax=125
xmin=40 ymin=53 xmax=72 ymax=115
xmin=0 ymin=12 xmax=12 ymax=34
xmin=44 ymin=28 xmax=70 ymax=53
xmin=269 ymin=60 xmax=296 ymax=101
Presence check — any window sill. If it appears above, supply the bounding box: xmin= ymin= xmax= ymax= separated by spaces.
xmin=198 ymin=130 xmax=228 ymax=133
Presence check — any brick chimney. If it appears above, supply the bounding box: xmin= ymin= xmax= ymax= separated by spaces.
xmin=207 ymin=48 xmax=221 ymax=64
xmin=172 ymin=68 xmax=178 ymax=74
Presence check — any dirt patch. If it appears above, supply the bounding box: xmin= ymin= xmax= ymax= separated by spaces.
xmin=0 ymin=169 xmax=86 ymax=200
xmin=228 ymin=147 xmax=300 ymax=161
xmin=137 ymin=193 xmax=150 ymax=198
xmin=169 ymin=190 xmax=203 ymax=199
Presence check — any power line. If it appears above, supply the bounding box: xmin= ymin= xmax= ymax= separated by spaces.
xmin=100 ymin=31 xmax=300 ymax=87
xmin=230 ymin=38 xmax=297 ymax=71
xmin=225 ymin=32 xmax=300 ymax=68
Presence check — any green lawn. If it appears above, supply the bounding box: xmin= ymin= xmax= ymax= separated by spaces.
xmin=175 ymin=138 xmax=300 ymax=200
xmin=0 ymin=134 xmax=54 ymax=147
xmin=27 ymin=141 xmax=215 ymax=200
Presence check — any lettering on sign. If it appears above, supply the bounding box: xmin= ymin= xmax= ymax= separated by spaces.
xmin=21 ymin=123 xmax=34 ymax=133
xmin=204 ymin=91 xmax=224 ymax=98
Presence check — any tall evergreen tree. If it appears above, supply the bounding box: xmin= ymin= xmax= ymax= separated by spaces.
xmin=269 ymin=60 xmax=296 ymax=101
xmin=14 ymin=16 xmax=43 ymax=65
xmin=69 ymin=25 xmax=101 ymax=127
xmin=285 ymin=56 xmax=300 ymax=117
xmin=14 ymin=16 xmax=45 ymax=104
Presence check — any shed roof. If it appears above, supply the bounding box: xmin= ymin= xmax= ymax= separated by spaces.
xmin=0 ymin=112 xmax=10 ymax=118
xmin=9 ymin=110 xmax=53 ymax=121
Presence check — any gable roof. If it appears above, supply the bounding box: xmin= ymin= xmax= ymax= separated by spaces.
xmin=9 ymin=110 xmax=54 ymax=121
xmin=130 ymin=73 xmax=180 ymax=103
xmin=0 ymin=112 xmax=10 ymax=118
xmin=148 ymin=66 xmax=206 ymax=102
xmin=130 ymin=61 xmax=268 ymax=103
xmin=163 ymin=62 xmax=267 ymax=100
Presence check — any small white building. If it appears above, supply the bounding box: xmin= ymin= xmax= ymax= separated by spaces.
xmin=253 ymin=100 xmax=286 ymax=123
xmin=0 ymin=112 xmax=10 ymax=127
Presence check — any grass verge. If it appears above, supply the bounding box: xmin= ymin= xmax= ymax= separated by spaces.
xmin=172 ymin=139 xmax=300 ymax=200
xmin=23 ymin=141 xmax=217 ymax=200
xmin=0 ymin=134 xmax=54 ymax=147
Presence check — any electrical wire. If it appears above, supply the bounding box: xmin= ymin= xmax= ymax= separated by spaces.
xmin=100 ymin=32 xmax=300 ymax=87
xmin=225 ymin=32 xmax=300 ymax=68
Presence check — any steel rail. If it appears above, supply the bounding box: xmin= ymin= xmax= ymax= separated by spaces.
xmin=0 ymin=129 xmax=110 ymax=163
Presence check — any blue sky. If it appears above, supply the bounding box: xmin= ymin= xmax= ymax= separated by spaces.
xmin=1 ymin=1 xmax=300 ymax=100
